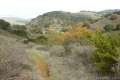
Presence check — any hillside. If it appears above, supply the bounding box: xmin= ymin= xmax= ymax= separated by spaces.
xmin=27 ymin=11 xmax=102 ymax=28
xmin=26 ymin=11 xmax=103 ymax=38
xmin=90 ymin=11 xmax=120 ymax=29
xmin=0 ymin=33 xmax=32 ymax=80
xmin=98 ymin=9 xmax=120 ymax=16
xmin=0 ymin=25 xmax=49 ymax=80
xmin=26 ymin=10 xmax=120 ymax=38
xmin=0 ymin=9 xmax=120 ymax=80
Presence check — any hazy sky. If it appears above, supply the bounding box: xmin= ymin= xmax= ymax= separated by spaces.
xmin=0 ymin=0 xmax=119 ymax=19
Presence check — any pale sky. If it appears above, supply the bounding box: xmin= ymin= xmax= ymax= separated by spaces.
xmin=0 ymin=0 xmax=119 ymax=19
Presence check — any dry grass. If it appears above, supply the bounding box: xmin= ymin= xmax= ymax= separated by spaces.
xmin=28 ymin=49 xmax=50 ymax=80
xmin=0 ymin=35 xmax=33 ymax=80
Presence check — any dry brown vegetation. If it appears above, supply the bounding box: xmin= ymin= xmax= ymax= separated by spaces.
xmin=48 ymin=26 xmax=93 ymax=44
xmin=28 ymin=49 xmax=50 ymax=80
xmin=0 ymin=35 xmax=33 ymax=80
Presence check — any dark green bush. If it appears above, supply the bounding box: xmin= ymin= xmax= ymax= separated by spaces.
xmin=0 ymin=19 xmax=10 ymax=30
xmin=115 ymin=24 xmax=120 ymax=30
xmin=114 ymin=11 xmax=120 ymax=15
xmin=31 ymin=35 xmax=48 ymax=45
xmin=11 ymin=25 xmax=27 ymax=37
xmin=104 ymin=24 xmax=114 ymax=32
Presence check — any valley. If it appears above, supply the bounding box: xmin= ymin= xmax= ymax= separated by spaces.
xmin=0 ymin=10 xmax=120 ymax=80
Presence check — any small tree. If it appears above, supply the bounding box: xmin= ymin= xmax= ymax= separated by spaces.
xmin=0 ymin=19 xmax=10 ymax=30
xmin=104 ymin=24 xmax=113 ymax=32
xmin=11 ymin=25 xmax=27 ymax=37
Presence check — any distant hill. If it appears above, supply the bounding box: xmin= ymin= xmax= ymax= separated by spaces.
xmin=27 ymin=10 xmax=120 ymax=29
xmin=0 ymin=17 xmax=29 ymax=25
xmin=98 ymin=9 xmax=120 ymax=16
xmin=26 ymin=11 xmax=103 ymax=38
xmin=90 ymin=11 xmax=120 ymax=29
xmin=26 ymin=9 xmax=120 ymax=38
xmin=76 ymin=11 xmax=102 ymax=19
xmin=27 ymin=11 xmax=102 ymax=28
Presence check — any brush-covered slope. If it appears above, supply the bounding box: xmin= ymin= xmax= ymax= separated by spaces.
xmin=26 ymin=11 xmax=102 ymax=38
xmin=90 ymin=11 xmax=120 ymax=29
xmin=27 ymin=11 xmax=101 ymax=28
xmin=26 ymin=9 xmax=120 ymax=38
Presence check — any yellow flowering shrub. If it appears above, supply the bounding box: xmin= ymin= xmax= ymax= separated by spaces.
xmin=48 ymin=25 xmax=93 ymax=44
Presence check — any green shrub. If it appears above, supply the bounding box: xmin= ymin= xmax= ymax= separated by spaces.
xmin=11 ymin=25 xmax=27 ymax=37
xmin=0 ymin=19 xmax=10 ymax=30
xmin=115 ymin=24 xmax=120 ymax=30
xmin=108 ymin=32 xmax=120 ymax=47
xmin=90 ymin=29 xmax=119 ymax=75
xmin=31 ymin=35 xmax=48 ymax=45
xmin=104 ymin=24 xmax=114 ymax=32
xmin=114 ymin=11 xmax=120 ymax=15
